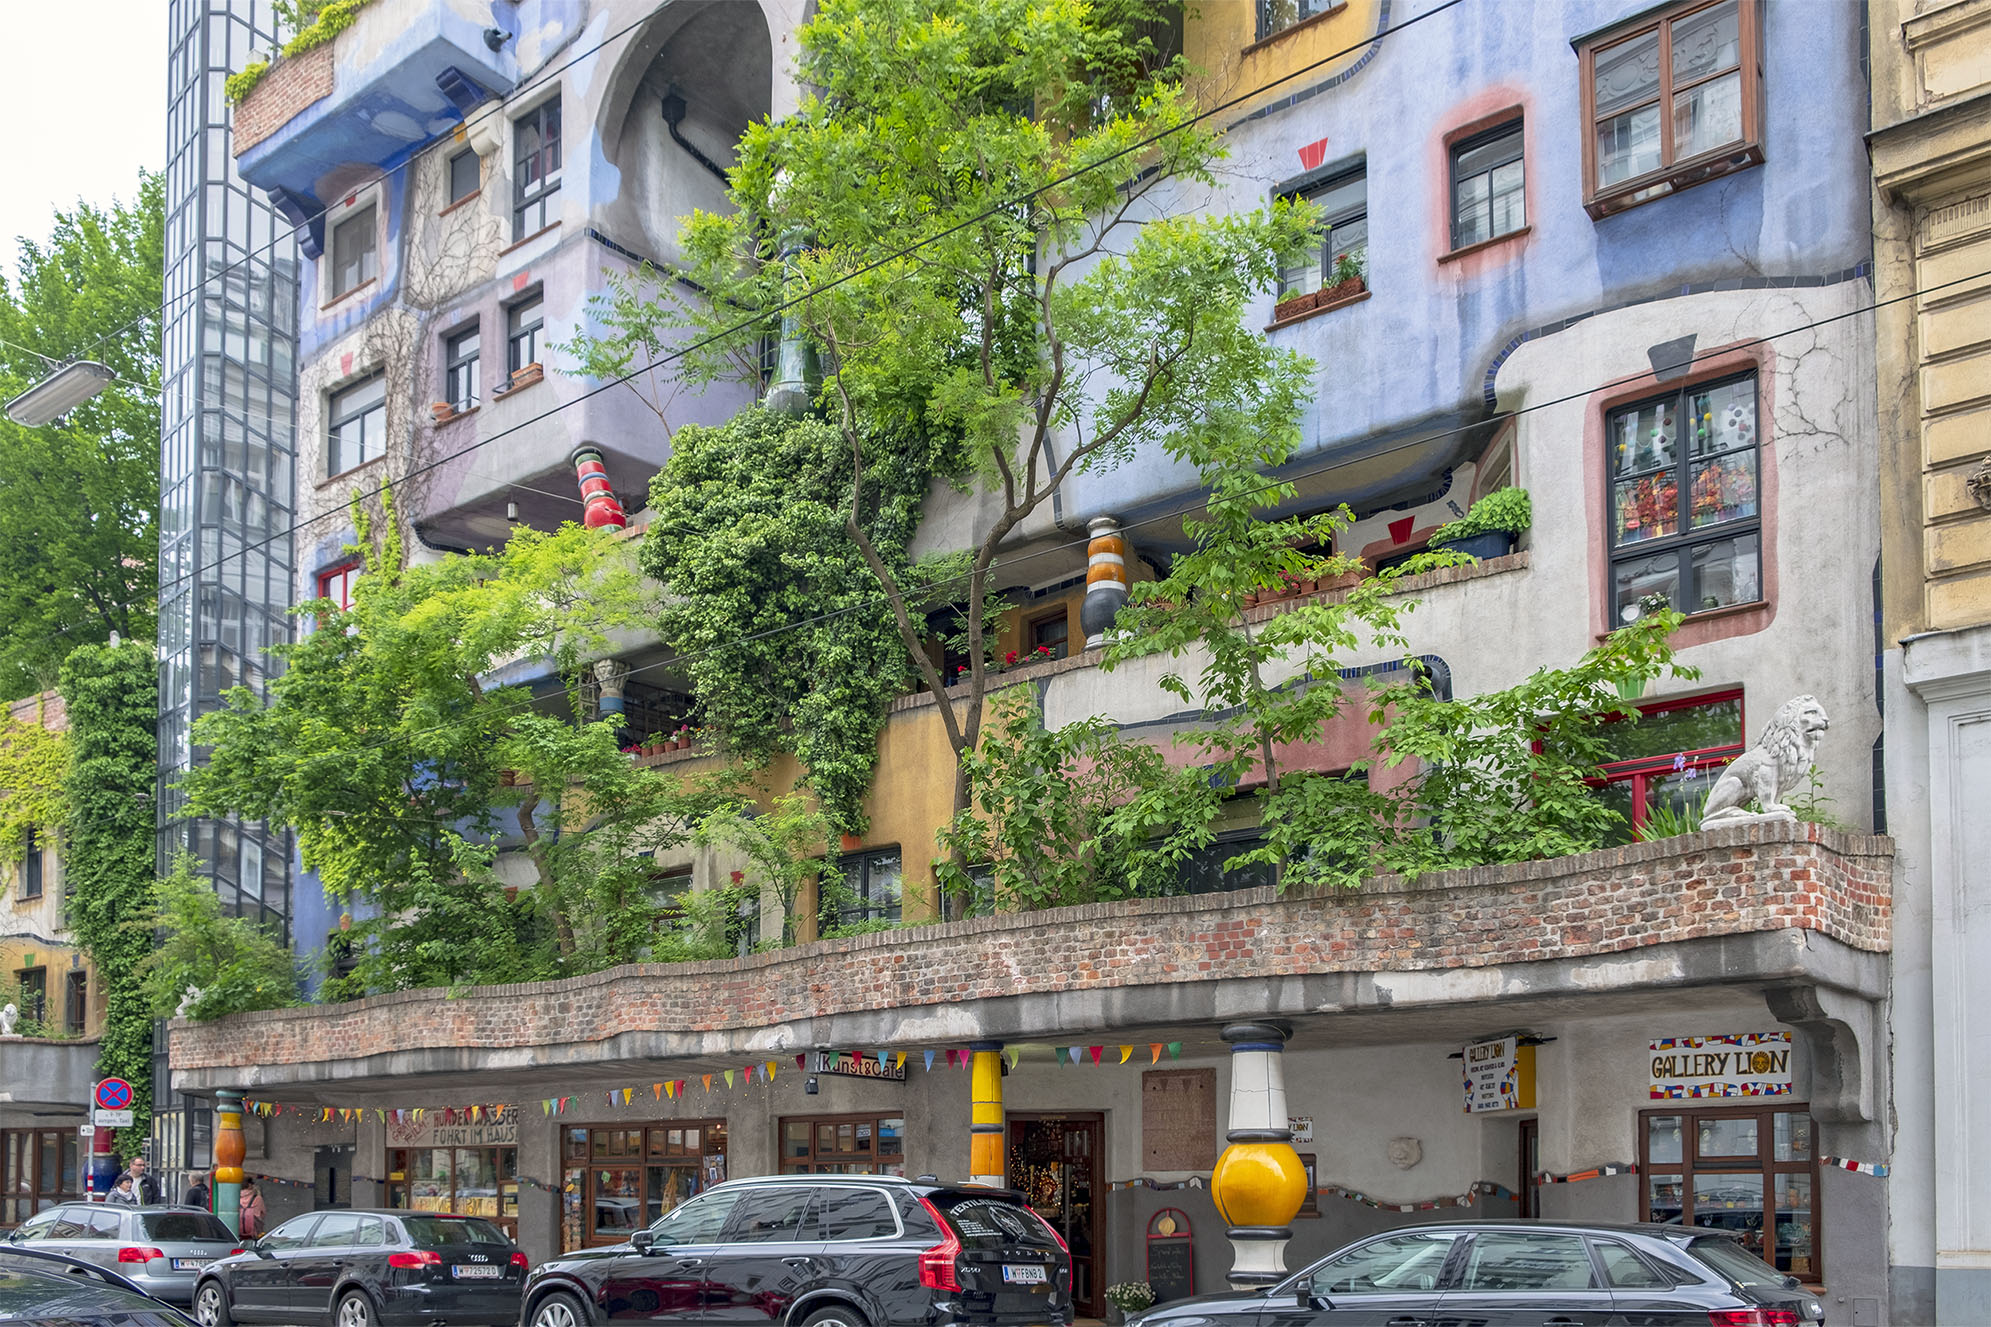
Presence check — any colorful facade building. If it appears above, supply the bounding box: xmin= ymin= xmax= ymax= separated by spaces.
xmin=170 ymin=0 xmax=1910 ymax=1319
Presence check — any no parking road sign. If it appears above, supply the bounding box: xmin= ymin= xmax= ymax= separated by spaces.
xmin=93 ymin=1078 xmax=135 ymax=1127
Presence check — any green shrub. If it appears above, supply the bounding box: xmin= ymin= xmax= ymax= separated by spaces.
xmin=224 ymin=0 xmax=376 ymax=104
xmin=224 ymin=62 xmax=269 ymax=105
xmin=1429 ymin=486 xmax=1531 ymax=547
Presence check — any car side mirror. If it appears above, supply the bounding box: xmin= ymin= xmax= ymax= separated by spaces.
xmin=1783 ymin=1275 xmax=1802 ymax=1290
xmin=630 ymin=1230 xmax=656 ymax=1253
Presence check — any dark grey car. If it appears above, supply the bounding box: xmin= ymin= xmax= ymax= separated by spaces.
xmin=7 ymin=1202 xmax=240 ymax=1305
xmin=1128 ymin=1222 xmax=1827 ymax=1327
xmin=0 ymin=1244 xmax=200 ymax=1324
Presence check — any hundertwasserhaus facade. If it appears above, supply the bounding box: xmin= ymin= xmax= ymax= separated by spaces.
xmin=118 ymin=0 xmax=1957 ymax=1323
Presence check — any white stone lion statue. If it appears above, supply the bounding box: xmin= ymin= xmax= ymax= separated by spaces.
xmin=1700 ymin=695 xmax=1831 ymax=825
xmin=0 ymin=1003 xmax=16 ymax=1037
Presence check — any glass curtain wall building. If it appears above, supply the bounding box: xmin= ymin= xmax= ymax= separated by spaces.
xmin=158 ymin=0 xmax=300 ymax=1182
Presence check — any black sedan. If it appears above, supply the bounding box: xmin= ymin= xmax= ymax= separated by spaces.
xmin=0 ymin=1244 xmax=199 ymax=1325
xmin=189 ymin=1209 xmax=525 ymax=1327
xmin=1129 ymin=1222 xmax=1826 ymax=1327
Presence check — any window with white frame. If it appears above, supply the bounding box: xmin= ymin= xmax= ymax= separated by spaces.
xmin=327 ymin=374 xmax=386 ymax=475
xmin=513 ymin=98 xmax=562 ymax=239
xmin=507 ymin=295 xmax=543 ymax=375
xmin=1449 ymin=121 xmax=1525 ymax=249
xmin=444 ymin=325 xmax=480 ymax=411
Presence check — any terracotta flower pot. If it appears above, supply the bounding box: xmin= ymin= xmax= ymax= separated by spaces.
xmin=1321 ymin=274 xmax=1367 ymax=306
xmin=839 ymin=832 xmax=862 ymax=852
xmin=430 ymin=401 xmax=455 ymax=422
xmin=1273 ymin=290 xmax=1320 ymax=322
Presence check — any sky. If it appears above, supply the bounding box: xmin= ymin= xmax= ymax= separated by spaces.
xmin=0 ymin=1 xmax=166 ymax=281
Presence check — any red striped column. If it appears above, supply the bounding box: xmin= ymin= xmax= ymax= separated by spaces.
xmin=571 ymin=447 xmax=627 ymax=529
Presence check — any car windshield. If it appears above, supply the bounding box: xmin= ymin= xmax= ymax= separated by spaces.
xmin=141 ymin=1212 xmax=234 ymax=1242
xmin=400 ymin=1216 xmax=512 ymax=1247
xmin=1687 ymin=1235 xmax=1787 ymax=1289
xmin=924 ymin=1193 xmax=1061 ymax=1250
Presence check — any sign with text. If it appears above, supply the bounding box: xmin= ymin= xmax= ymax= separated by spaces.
xmin=91 ymin=1109 xmax=133 ymax=1127
xmin=1649 ymin=1033 xmax=1793 ymax=1099
xmin=1461 ymin=1037 xmax=1536 ymax=1114
xmin=385 ymin=1115 xmax=519 ymax=1149
xmin=809 ymin=1050 xmax=907 ymax=1082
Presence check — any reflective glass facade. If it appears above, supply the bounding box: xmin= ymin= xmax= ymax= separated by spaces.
xmin=160 ymin=0 xmax=298 ymax=927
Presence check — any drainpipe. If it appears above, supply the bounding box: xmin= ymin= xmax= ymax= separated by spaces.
xmin=1211 ymin=1022 xmax=1306 ymax=1288
xmin=660 ymin=91 xmax=731 ymax=187
xmin=571 ymin=447 xmax=627 ymax=529
xmin=214 ymin=1090 xmax=246 ymax=1237
xmin=1080 ymin=516 xmax=1131 ymax=649
xmin=968 ymin=1042 xmax=1006 ymax=1187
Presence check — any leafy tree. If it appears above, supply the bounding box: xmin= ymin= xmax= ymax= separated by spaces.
xmin=57 ymin=640 xmax=157 ymax=1161
xmin=691 ymin=783 xmax=837 ymax=948
xmin=0 ymin=173 xmax=161 ymax=700
xmin=183 ymin=502 xmax=701 ymax=995
xmin=138 ymin=855 xmax=300 ymax=1022
xmin=573 ymin=0 xmax=1317 ymax=857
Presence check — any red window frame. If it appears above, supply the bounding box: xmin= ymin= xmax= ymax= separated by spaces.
xmin=1589 ymin=688 xmax=1745 ymax=831
xmin=317 ymin=562 xmax=360 ymax=610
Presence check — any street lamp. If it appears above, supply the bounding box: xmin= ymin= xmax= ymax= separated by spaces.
xmin=4 ymin=360 xmax=115 ymax=426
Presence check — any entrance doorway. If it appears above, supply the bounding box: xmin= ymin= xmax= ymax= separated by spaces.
xmin=1519 ymin=1118 xmax=1540 ymax=1218
xmin=1008 ymin=1114 xmax=1103 ymax=1319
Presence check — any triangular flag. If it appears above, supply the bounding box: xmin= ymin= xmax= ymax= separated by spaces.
xmin=702 ymin=1074 xmax=713 ymax=1093
xmin=653 ymin=1083 xmax=662 ymax=1100
xmin=623 ymin=1087 xmax=635 ymax=1105
xmin=796 ymin=1054 xmax=807 ymax=1071
xmin=924 ymin=1050 xmax=936 ymax=1072
xmin=725 ymin=1069 xmax=736 ymax=1089
xmin=1069 ymin=1046 xmax=1084 ymax=1065
xmin=745 ymin=1064 xmax=755 ymax=1084
xmin=1151 ymin=1043 xmax=1164 ymax=1064
xmin=542 ymin=1100 xmax=551 ymax=1115
xmin=1055 ymin=1047 xmax=1069 ymax=1065
xmin=1089 ymin=1046 xmax=1103 ymax=1065
xmin=1004 ymin=1049 xmax=1019 ymax=1071
xmin=1167 ymin=1041 xmax=1183 ymax=1059
xmin=1119 ymin=1046 xmax=1133 ymax=1064
xmin=664 ymin=1082 xmax=676 ymax=1100
xmin=895 ymin=1052 xmax=907 ymax=1070
xmin=767 ymin=1061 xmax=777 ymax=1079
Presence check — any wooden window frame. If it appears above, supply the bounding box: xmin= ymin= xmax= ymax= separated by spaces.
xmin=62 ymin=970 xmax=87 ymax=1036
xmin=384 ymin=1144 xmax=518 ymax=1237
xmin=1637 ymin=1102 xmax=1821 ymax=1281
xmin=19 ymin=828 xmax=41 ymax=900
xmin=316 ymin=561 xmax=361 ymax=612
xmin=328 ymin=204 xmax=378 ymax=299
xmin=778 ymin=1112 xmax=908 ymax=1175
xmin=559 ymin=1121 xmax=729 ymax=1251
xmin=1449 ymin=119 xmax=1527 ymax=251
xmin=824 ymin=846 xmax=903 ymax=931
xmin=0 ymin=1128 xmax=83 ymax=1225
xmin=447 ymin=149 xmax=480 ymax=206
xmin=512 ymin=97 xmax=562 ymax=241
xmin=1605 ymin=370 xmax=1763 ymax=627
xmin=1028 ymin=610 xmax=1071 ymax=661
xmin=1577 ymin=0 xmax=1765 ymax=220
xmin=13 ymin=968 xmax=44 ymax=1023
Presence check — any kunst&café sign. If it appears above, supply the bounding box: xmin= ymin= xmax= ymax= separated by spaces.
xmin=1649 ymin=1033 xmax=1793 ymax=1100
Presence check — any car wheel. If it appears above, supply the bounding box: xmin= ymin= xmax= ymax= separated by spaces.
xmin=335 ymin=1289 xmax=379 ymax=1327
xmin=800 ymin=1307 xmax=869 ymax=1327
xmin=192 ymin=1281 xmax=233 ymax=1327
xmin=529 ymin=1290 xmax=588 ymax=1327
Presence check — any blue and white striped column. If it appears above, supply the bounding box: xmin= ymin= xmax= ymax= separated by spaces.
xmin=1210 ymin=1022 xmax=1307 ymax=1288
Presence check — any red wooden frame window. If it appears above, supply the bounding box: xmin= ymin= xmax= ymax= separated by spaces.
xmin=1589 ymin=689 xmax=1745 ymax=833
xmin=316 ymin=562 xmax=361 ymax=612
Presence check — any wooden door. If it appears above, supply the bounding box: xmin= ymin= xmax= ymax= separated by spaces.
xmin=1007 ymin=1114 xmax=1103 ymax=1319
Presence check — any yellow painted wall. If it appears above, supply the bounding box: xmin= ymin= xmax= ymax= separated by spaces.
xmin=1186 ymin=0 xmax=1384 ymax=123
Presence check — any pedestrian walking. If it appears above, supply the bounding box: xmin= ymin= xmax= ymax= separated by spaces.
xmin=238 ymin=1180 xmax=265 ymax=1238
xmin=120 ymin=1155 xmax=161 ymax=1205
xmin=105 ymin=1175 xmax=138 ymax=1206
xmin=184 ymin=1170 xmax=211 ymax=1211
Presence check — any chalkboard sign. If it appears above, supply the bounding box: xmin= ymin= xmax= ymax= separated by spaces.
xmin=1146 ymin=1208 xmax=1195 ymax=1304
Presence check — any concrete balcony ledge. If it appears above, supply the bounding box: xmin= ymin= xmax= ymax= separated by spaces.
xmin=0 ymin=1035 xmax=100 ymax=1113
xmin=169 ymin=822 xmax=1890 ymax=1097
xmin=233 ymin=0 xmax=518 ymax=212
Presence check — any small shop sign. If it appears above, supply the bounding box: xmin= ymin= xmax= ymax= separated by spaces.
xmin=1649 ymin=1032 xmax=1792 ymax=1099
xmin=387 ymin=1115 xmax=519 ymax=1148
xmin=809 ymin=1050 xmax=907 ymax=1082
xmin=1461 ymin=1036 xmax=1536 ymax=1114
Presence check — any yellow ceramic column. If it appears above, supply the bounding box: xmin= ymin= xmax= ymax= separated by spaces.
xmin=213 ymin=1090 xmax=245 ymax=1237
xmin=1209 ymin=1022 xmax=1306 ymax=1288
xmin=969 ymin=1041 xmax=1006 ymax=1187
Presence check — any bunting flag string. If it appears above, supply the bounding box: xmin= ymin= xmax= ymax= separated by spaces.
xmin=1535 ymin=1163 xmax=1638 ymax=1185
xmin=1108 ymin=1174 xmax=1523 ymax=1212
xmin=1821 ymin=1156 xmax=1888 ymax=1177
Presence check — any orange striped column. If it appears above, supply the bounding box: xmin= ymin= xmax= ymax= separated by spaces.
xmin=214 ymin=1090 xmax=245 ymax=1236
xmin=969 ymin=1041 xmax=1005 ymax=1187
xmin=1080 ymin=516 xmax=1129 ymax=649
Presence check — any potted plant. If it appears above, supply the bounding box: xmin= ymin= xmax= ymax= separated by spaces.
xmin=1105 ymin=1282 xmax=1155 ymax=1325
xmin=1320 ymin=247 xmax=1366 ymax=305
xmin=510 ymin=361 xmax=544 ymax=389
xmin=1427 ymin=486 xmax=1531 ymax=560
xmin=1272 ymin=285 xmax=1321 ymax=322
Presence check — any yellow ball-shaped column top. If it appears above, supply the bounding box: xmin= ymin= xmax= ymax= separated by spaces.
xmin=1210 ymin=1141 xmax=1307 ymax=1230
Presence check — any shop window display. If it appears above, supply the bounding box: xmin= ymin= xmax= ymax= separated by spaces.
xmin=560 ymin=1122 xmax=728 ymax=1251
xmin=385 ymin=1146 xmax=518 ymax=1238
xmin=1640 ymin=1104 xmax=1819 ymax=1279
xmin=778 ymin=1113 xmax=905 ymax=1174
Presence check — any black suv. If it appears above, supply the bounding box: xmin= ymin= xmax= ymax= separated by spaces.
xmin=520 ymin=1174 xmax=1072 ymax=1326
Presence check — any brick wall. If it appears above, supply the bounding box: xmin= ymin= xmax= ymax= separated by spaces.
xmin=232 ymin=44 xmax=336 ymax=157
xmin=171 ymin=821 xmax=1891 ymax=1073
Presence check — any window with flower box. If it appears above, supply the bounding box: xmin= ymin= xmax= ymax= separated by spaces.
xmin=1578 ymin=0 xmax=1765 ymax=218
xmin=1607 ymin=372 xmax=1762 ymax=626
xmin=1589 ymin=690 xmax=1745 ymax=839
xmin=1276 ymin=165 xmax=1367 ymax=303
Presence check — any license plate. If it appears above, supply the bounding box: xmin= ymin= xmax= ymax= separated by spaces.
xmin=1002 ymin=1264 xmax=1047 ymax=1284
xmin=171 ymin=1259 xmax=210 ymax=1271
xmin=451 ymin=1265 xmax=502 ymax=1279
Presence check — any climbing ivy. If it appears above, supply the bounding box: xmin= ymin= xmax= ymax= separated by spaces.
xmin=0 ymin=699 xmax=68 ymax=863
xmin=638 ymin=409 xmax=958 ymax=833
xmin=58 ymin=641 xmax=157 ymax=1162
